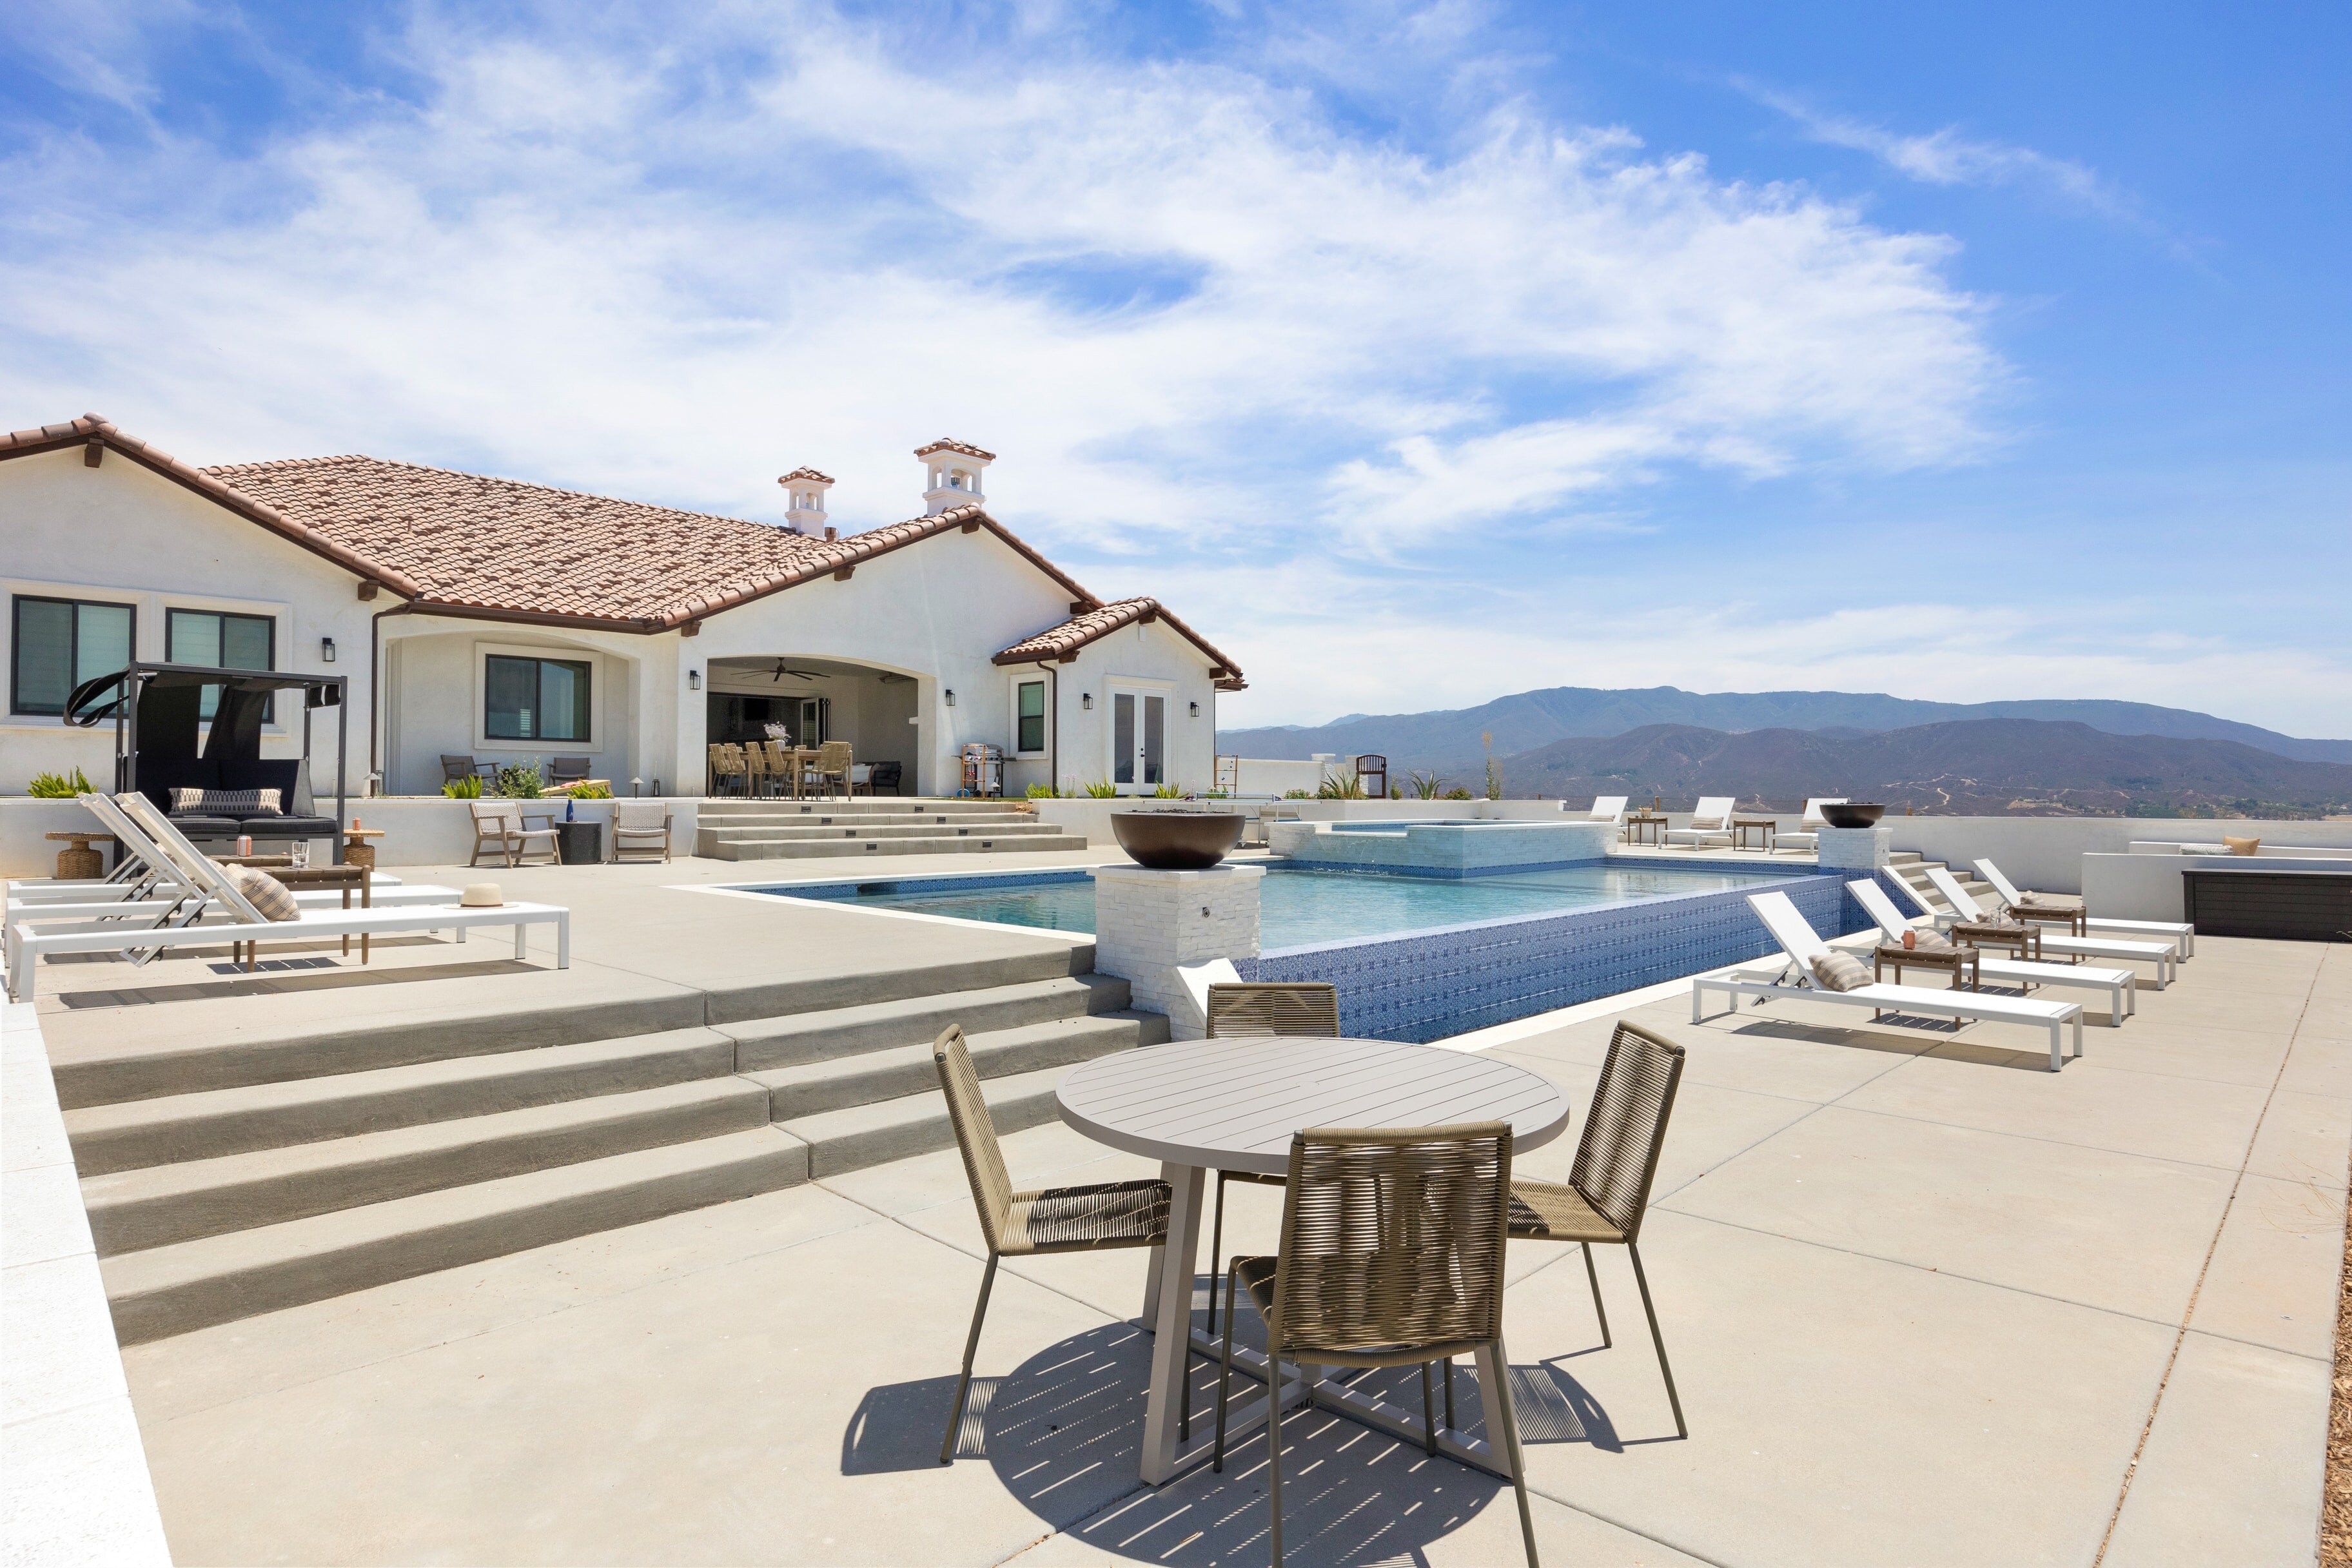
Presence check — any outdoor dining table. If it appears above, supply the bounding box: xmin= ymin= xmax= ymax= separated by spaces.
xmin=1057 ymin=1035 xmax=1573 ymax=1484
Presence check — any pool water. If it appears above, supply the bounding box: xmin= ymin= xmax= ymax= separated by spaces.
xmin=776 ymin=864 xmax=1796 ymax=950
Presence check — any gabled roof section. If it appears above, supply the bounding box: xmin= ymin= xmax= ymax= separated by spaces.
xmin=1 ymin=414 xmax=1105 ymax=632
xmin=0 ymin=413 xmax=430 ymax=599
xmin=994 ymin=597 xmax=1247 ymax=691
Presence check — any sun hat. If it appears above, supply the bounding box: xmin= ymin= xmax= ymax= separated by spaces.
xmin=460 ymin=883 xmax=505 ymax=908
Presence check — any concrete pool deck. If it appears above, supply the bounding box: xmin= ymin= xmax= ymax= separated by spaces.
xmin=82 ymin=874 xmax=2349 ymax=1565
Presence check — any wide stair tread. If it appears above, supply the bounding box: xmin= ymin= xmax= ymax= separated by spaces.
xmin=779 ymin=1013 xmax=1171 ymax=1178
xmin=750 ymin=1013 xmax=1155 ymax=1122
xmin=81 ymin=1077 xmax=772 ymax=1256
xmin=65 ymin=1028 xmax=736 ymax=1176
xmin=708 ymin=822 xmax=1068 ymax=841
xmin=724 ymin=974 xmax=1132 ymax=1072
xmin=100 ymin=1126 xmax=810 ymax=1344
xmin=701 ymin=834 xmax=1079 ymax=861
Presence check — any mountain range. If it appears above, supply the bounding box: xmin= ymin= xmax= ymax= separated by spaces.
xmin=1494 ymin=720 xmax=2352 ymax=818
xmin=1220 ymin=685 xmax=2352 ymax=768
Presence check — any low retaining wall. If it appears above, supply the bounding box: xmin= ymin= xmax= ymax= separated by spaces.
xmin=1268 ymin=818 xmax=1618 ymax=876
xmin=1239 ymin=868 xmax=1864 ymax=1043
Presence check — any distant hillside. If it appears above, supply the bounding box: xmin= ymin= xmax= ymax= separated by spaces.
xmin=1497 ymin=720 xmax=2352 ymax=818
xmin=1220 ymin=685 xmax=2352 ymax=767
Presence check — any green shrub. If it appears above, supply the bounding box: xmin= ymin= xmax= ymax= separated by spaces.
xmin=1482 ymin=730 xmax=1504 ymax=799
xmin=1283 ymin=788 xmax=1313 ymax=799
xmin=442 ymin=774 xmax=484 ymax=799
xmin=569 ymin=781 xmax=614 ymax=799
xmin=1151 ymin=782 xmax=1183 ymax=798
xmin=27 ymin=767 xmax=93 ymax=799
xmin=495 ymin=761 xmax=544 ymax=799
xmin=1026 ymin=782 xmax=1059 ymax=798
xmin=1442 ymin=786 xmax=1474 ymax=800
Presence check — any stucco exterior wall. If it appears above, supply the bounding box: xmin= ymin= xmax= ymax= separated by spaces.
xmin=1 ymin=447 xmax=378 ymax=795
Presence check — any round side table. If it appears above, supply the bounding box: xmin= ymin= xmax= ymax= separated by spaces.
xmin=44 ymin=831 xmax=110 ymax=880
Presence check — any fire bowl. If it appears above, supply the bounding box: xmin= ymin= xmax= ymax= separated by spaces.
xmin=1110 ymin=812 xmax=1246 ymax=870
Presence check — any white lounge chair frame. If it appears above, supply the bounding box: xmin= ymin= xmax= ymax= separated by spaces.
xmin=1845 ymin=878 xmax=2133 ymax=1024
xmin=1972 ymin=859 xmax=2195 ymax=959
xmin=4 ymin=796 xmax=571 ymax=1003
xmin=1691 ymin=891 xmax=2083 ymax=1070
xmin=1909 ymin=866 xmax=2176 ymax=988
xmin=1772 ymin=798 xmax=1847 ymax=853
xmin=1663 ymin=797 xmax=1738 ymax=848
xmin=1582 ymin=796 xmax=1629 ymax=827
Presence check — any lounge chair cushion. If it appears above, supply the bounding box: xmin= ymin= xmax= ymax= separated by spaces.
xmin=2226 ymin=836 xmax=2260 ymax=856
xmin=1910 ymin=928 xmax=1955 ymax=951
xmin=172 ymin=787 xmax=281 ymax=816
xmin=1810 ymin=952 xmax=1873 ymax=992
xmin=224 ymin=865 xmax=300 ymax=921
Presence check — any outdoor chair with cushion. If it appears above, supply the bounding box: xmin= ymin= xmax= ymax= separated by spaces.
xmin=1913 ymin=866 xmax=2176 ymax=986
xmin=1973 ymin=858 xmax=2194 ymax=958
xmin=609 ymin=800 xmax=672 ymax=863
xmin=1211 ymin=1122 xmax=1540 ymax=1567
xmin=932 ymin=1025 xmax=1172 ymax=1465
xmin=1508 ymin=1019 xmax=1689 ymax=1440
xmin=867 ymin=760 xmax=903 ymax=796
xmin=547 ymin=756 xmax=592 ymax=788
xmin=1662 ymin=796 xmax=1738 ymax=848
xmin=742 ymin=743 xmax=772 ymax=798
xmin=1772 ymin=798 xmax=1847 ymax=853
xmin=469 ymin=799 xmax=560 ymax=868
xmin=441 ymin=754 xmax=493 ymax=787
xmin=1847 ymin=879 xmax=2135 ymax=1023
xmin=1581 ymin=795 xmax=1629 ymax=828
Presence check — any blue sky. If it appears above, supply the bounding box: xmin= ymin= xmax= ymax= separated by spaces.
xmin=5 ymin=1 xmax=2347 ymax=736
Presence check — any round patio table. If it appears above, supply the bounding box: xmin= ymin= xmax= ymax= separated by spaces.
xmin=1057 ymin=1037 xmax=1572 ymax=1483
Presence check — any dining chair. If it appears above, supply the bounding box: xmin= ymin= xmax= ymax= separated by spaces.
xmin=812 ymin=741 xmax=854 ymax=799
xmin=546 ymin=756 xmax=592 ymax=788
xmin=1200 ymin=984 xmax=1340 ymax=1331
xmin=1211 ymin=1123 xmax=1540 ymax=1567
xmin=1506 ymin=1019 xmax=1689 ymax=1438
xmin=743 ymin=742 xmax=771 ymax=798
xmin=932 ymin=1025 xmax=1173 ymax=1465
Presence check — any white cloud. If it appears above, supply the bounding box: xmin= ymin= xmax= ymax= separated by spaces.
xmin=0 ymin=8 xmax=2000 ymax=564
xmin=1746 ymin=82 xmax=2135 ymax=221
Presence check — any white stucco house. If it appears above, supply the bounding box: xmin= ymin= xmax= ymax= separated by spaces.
xmin=0 ymin=415 xmax=1245 ymax=799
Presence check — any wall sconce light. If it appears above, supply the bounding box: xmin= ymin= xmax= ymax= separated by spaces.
xmin=688 ymin=669 xmax=701 ymax=691
xmin=320 ymin=636 xmax=337 ymax=663
xmin=1081 ymin=692 xmax=1093 ymax=710
xmin=1188 ymin=701 xmax=1199 ymax=718
xmin=944 ymin=689 xmax=957 ymax=706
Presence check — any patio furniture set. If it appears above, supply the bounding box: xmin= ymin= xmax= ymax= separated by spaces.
xmin=934 ymin=980 xmax=1695 ymax=1567
xmin=706 ymin=740 xmax=899 ymax=798
xmin=466 ymin=799 xmax=674 ymax=867
xmin=1586 ymin=796 xmax=1847 ymax=852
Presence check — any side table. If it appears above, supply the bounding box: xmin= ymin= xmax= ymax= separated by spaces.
xmin=342 ymin=826 xmax=386 ymax=872
xmin=1952 ymin=919 xmax=2041 ymax=963
xmin=554 ymin=821 xmax=603 ymax=865
xmin=1623 ymin=813 xmax=1669 ymax=846
xmin=1730 ymin=818 xmax=1777 ymax=852
xmin=2010 ymin=903 xmax=2089 ymax=937
xmin=214 ymin=860 xmax=373 ymax=965
xmin=44 ymin=830 xmax=111 ymax=881
xmin=1873 ymin=942 xmax=1982 ymax=1024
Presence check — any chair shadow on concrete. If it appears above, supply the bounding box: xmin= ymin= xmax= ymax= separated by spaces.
xmin=852 ymin=1302 xmax=1522 ymax=1565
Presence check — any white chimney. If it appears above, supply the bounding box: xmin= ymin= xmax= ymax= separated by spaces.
xmin=914 ymin=438 xmax=993 ymax=516
xmin=776 ymin=467 xmax=834 ymax=534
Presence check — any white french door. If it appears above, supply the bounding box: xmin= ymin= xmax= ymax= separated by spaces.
xmin=1106 ymin=684 xmax=1168 ymax=792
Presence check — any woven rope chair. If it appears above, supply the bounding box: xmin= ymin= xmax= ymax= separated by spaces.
xmin=932 ymin=1025 xmax=1173 ymax=1465
xmin=1507 ymin=1019 xmax=1689 ymax=1438
xmin=1212 ymin=1124 xmax=1540 ymax=1567
xmin=812 ymin=740 xmax=854 ymax=799
xmin=1199 ymin=984 xmax=1342 ymax=1409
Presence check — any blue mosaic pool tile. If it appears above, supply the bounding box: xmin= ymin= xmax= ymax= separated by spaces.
xmin=1237 ymin=870 xmax=1876 ymax=1042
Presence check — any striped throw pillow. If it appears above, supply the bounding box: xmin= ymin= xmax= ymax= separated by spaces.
xmin=1810 ymin=952 xmax=1873 ymax=992
xmin=223 ymin=865 xmax=300 ymax=921
xmin=170 ymin=787 xmax=282 ymax=817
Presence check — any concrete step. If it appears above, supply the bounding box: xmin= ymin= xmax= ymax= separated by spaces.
xmin=698 ymin=798 xmax=1023 ymax=818
xmin=723 ymin=975 xmax=1132 ymax=1073
xmin=101 ymin=1126 xmax=810 ymax=1344
xmin=750 ymin=1013 xmax=1161 ymax=1122
xmin=65 ymin=1028 xmax=738 ymax=1175
xmin=699 ymin=833 xmax=1080 ymax=861
xmin=81 ymin=1077 xmax=772 ymax=1256
xmin=54 ymin=946 xmax=1097 ymax=1108
xmin=701 ymin=821 xmax=1067 ymax=844
xmin=776 ymin=1027 xmax=1166 ymax=1179
xmin=698 ymin=809 xmax=1042 ymax=828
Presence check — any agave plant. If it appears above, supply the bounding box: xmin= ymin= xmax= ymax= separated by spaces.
xmin=1406 ymin=769 xmax=1446 ymax=799
xmin=441 ymin=774 xmax=484 ymax=799
xmin=26 ymin=767 xmax=93 ymax=799
xmin=1083 ymin=778 xmax=1121 ymax=798
xmin=1315 ymin=770 xmax=1368 ymax=800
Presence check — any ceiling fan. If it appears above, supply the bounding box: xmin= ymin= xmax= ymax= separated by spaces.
xmin=768 ymin=660 xmax=830 ymax=681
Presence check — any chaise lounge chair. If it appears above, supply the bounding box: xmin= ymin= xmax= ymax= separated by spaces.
xmin=1772 ymin=798 xmax=1847 ymax=854
xmin=1972 ymin=859 xmax=2195 ymax=959
xmin=1579 ymin=796 xmax=1629 ymax=828
xmin=1845 ymin=878 xmax=2135 ymax=1024
xmin=5 ymin=796 xmax=570 ymax=1003
xmin=1663 ymin=796 xmax=1738 ymax=848
xmin=1691 ymin=891 xmax=2083 ymax=1070
xmin=1908 ymin=866 xmax=2177 ymax=988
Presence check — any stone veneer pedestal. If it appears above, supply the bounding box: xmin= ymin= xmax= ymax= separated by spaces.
xmin=1816 ymin=825 xmax=1893 ymax=871
xmin=1089 ymin=863 xmax=1264 ymax=1039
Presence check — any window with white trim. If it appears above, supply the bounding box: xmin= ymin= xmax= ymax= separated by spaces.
xmin=10 ymin=594 xmax=135 ymax=716
xmin=1014 ymin=676 xmax=1047 ymax=756
xmin=485 ymin=654 xmax=591 ymax=741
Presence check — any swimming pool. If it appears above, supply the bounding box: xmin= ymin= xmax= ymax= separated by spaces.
xmin=759 ymin=863 xmax=1799 ymax=950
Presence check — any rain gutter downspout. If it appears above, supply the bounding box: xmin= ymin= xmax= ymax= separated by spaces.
xmin=1033 ymin=660 xmax=1060 ymax=796
xmin=369 ymin=599 xmax=415 ymax=792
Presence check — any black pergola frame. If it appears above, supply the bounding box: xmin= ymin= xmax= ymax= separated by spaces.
xmin=63 ymin=662 xmax=349 ymax=865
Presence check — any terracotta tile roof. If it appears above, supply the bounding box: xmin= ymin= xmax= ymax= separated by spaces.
xmin=914 ymin=437 xmax=995 ymax=462
xmin=776 ymin=467 xmax=834 ymax=484
xmin=994 ymin=597 xmax=1247 ymax=690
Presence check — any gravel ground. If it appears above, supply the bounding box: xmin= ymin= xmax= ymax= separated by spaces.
xmin=2328 ymin=1139 xmax=2352 ymax=1567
